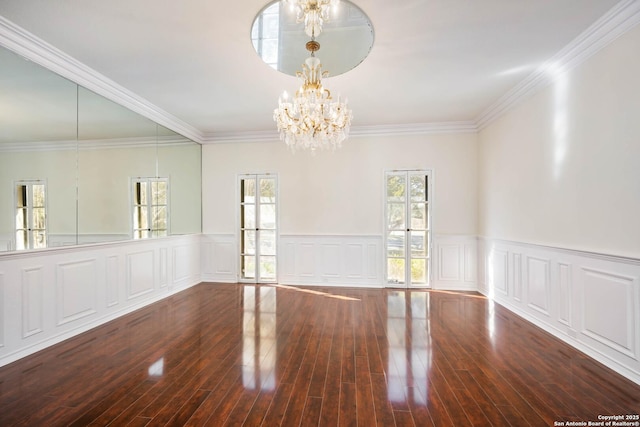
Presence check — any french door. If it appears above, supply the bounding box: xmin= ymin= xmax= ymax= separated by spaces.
xmin=385 ymin=170 xmax=431 ymax=287
xmin=239 ymin=174 xmax=277 ymax=283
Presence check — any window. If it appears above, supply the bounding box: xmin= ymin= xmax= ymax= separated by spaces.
xmin=239 ymin=174 xmax=277 ymax=282
xmin=132 ymin=178 xmax=169 ymax=239
xmin=14 ymin=180 xmax=47 ymax=250
xmin=251 ymin=2 xmax=280 ymax=69
xmin=385 ymin=170 xmax=432 ymax=287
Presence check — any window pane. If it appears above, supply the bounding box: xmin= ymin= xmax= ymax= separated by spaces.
xmin=243 ymin=256 xmax=256 ymax=279
xmin=242 ymin=179 xmax=256 ymax=204
xmin=411 ymin=231 xmax=428 ymax=257
xmin=32 ymin=184 xmax=45 ymax=207
xmin=16 ymin=231 xmax=27 ymax=250
xmin=133 ymin=182 xmax=147 ymax=205
xmin=259 ymin=204 xmax=276 ymax=229
xmin=410 ymin=175 xmax=426 ymax=201
xmin=260 ymin=179 xmax=276 ymax=203
xmin=387 ymin=258 xmax=405 ymax=284
xmin=16 ymin=185 xmax=27 ymax=207
xmin=135 ymin=207 xmax=149 ymax=229
xmin=410 ymin=203 xmax=426 ymax=230
xmin=260 ymin=256 xmax=276 ymax=280
xmin=152 ymin=206 xmax=167 ymax=230
xmin=242 ymin=204 xmax=256 ymax=229
xmin=387 ymin=203 xmax=405 ymax=230
xmin=386 ymin=175 xmax=405 ymax=202
xmin=32 ymin=208 xmax=46 ymax=229
xmin=260 ymin=230 xmax=276 ymax=256
xmin=387 ymin=231 xmax=405 ymax=257
xmin=411 ymin=259 xmax=427 ymax=284
xmin=152 ymin=181 xmax=167 ymax=205
xmin=32 ymin=230 xmax=47 ymax=249
xmin=15 ymin=208 xmax=27 ymax=229
xmin=242 ymin=230 xmax=256 ymax=255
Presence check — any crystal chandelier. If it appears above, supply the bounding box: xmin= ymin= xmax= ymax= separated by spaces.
xmin=273 ymin=40 xmax=352 ymax=152
xmin=283 ymin=0 xmax=340 ymax=37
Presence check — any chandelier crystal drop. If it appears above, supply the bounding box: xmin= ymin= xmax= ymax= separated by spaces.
xmin=273 ymin=40 xmax=352 ymax=152
xmin=283 ymin=0 xmax=340 ymax=37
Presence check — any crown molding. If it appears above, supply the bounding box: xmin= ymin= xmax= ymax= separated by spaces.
xmin=0 ymin=135 xmax=192 ymax=153
xmin=475 ymin=0 xmax=640 ymax=129
xmin=0 ymin=16 xmax=204 ymax=144
xmin=201 ymin=121 xmax=478 ymax=144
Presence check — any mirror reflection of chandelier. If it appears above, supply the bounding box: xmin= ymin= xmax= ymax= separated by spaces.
xmin=273 ymin=39 xmax=352 ymax=152
xmin=283 ymin=0 xmax=340 ymax=37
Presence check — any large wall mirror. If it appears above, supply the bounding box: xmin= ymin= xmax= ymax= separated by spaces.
xmin=0 ymin=46 xmax=202 ymax=252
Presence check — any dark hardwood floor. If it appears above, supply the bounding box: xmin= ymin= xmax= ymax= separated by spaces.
xmin=1 ymin=283 xmax=639 ymax=426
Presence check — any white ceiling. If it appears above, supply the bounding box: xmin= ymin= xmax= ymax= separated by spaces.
xmin=0 ymin=0 xmax=625 ymax=142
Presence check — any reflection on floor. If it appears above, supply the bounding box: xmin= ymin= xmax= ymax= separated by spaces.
xmin=0 ymin=283 xmax=639 ymax=426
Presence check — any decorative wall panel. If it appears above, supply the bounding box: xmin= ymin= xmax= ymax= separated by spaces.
xmin=439 ymin=245 xmax=461 ymax=281
xmin=172 ymin=245 xmax=191 ymax=285
xmin=580 ymin=267 xmax=636 ymax=357
xmin=558 ymin=262 xmax=572 ymax=326
xmin=126 ymin=250 xmax=155 ymax=299
xmin=106 ymin=255 xmax=119 ymax=307
xmin=527 ymin=257 xmax=550 ymax=316
xmin=201 ymin=235 xmax=236 ymax=282
xmin=22 ymin=267 xmax=43 ymax=338
xmin=345 ymin=244 xmax=364 ymax=279
xmin=433 ymin=235 xmax=477 ymax=290
xmin=56 ymin=259 xmax=97 ymax=325
xmin=159 ymin=247 xmax=168 ymax=288
xmin=492 ymin=249 xmax=509 ymax=296
xmin=513 ymin=253 xmax=522 ymax=302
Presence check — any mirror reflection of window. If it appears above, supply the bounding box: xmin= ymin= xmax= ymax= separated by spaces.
xmin=14 ymin=181 xmax=47 ymax=250
xmin=132 ymin=178 xmax=169 ymax=239
xmin=251 ymin=2 xmax=280 ymax=69
xmin=386 ymin=291 xmax=431 ymax=405
xmin=242 ymin=285 xmax=277 ymax=390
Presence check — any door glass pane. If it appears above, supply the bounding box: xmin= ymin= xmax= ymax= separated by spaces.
xmin=260 ymin=230 xmax=276 ymax=256
xmin=387 ymin=258 xmax=405 ymax=284
xmin=410 ymin=175 xmax=426 ymax=201
xmin=242 ymin=204 xmax=256 ymax=229
xmin=259 ymin=179 xmax=276 ymax=203
xmin=32 ymin=184 xmax=45 ymax=207
xmin=410 ymin=203 xmax=426 ymax=230
xmin=16 ymin=208 xmax=27 ymax=229
xmin=259 ymin=204 xmax=276 ymax=229
xmin=152 ymin=206 xmax=167 ymax=230
xmin=16 ymin=185 xmax=27 ymax=207
xmin=387 ymin=231 xmax=405 ymax=257
xmin=411 ymin=259 xmax=427 ymax=284
xmin=16 ymin=230 xmax=27 ymax=250
xmin=387 ymin=203 xmax=405 ymax=230
xmin=152 ymin=181 xmax=167 ymax=205
xmin=135 ymin=207 xmax=149 ymax=229
xmin=242 ymin=230 xmax=256 ymax=255
xmin=33 ymin=230 xmax=47 ymax=249
xmin=243 ymin=256 xmax=256 ymax=279
xmin=32 ymin=208 xmax=46 ymax=229
xmin=386 ymin=175 xmax=405 ymax=202
xmin=260 ymin=256 xmax=276 ymax=280
xmin=134 ymin=182 xmax=147 ymax=205
xmin=242 ymin=179 xmax=256 ymax=203
xmin=410 ymin=231 xmax=427 ymax=257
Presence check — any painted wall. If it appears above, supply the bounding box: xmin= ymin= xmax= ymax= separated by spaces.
xmin=202 ymin=132 xmax=478 ymax=237
xmin=478 ymin=24 xmax=640 ymax=259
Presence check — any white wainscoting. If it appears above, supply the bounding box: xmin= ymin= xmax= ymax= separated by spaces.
xmin=478 ymin=237 xmax=640 ymax=385
xmin=201 ymin=233 xmax=477 ymax=289
xmin=279 ymin=235 xmax=382 ymax=287
xmin=201 ymin=234 xmax=237 ymax=283
xmin=432 ymin=235 xmax=477 ymax=290
xmin=0 ymin=234 xmax=202 ymax=367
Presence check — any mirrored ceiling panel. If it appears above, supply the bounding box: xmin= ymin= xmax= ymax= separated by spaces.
xmin=251 ymin=0 xmax=374 ymax=77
